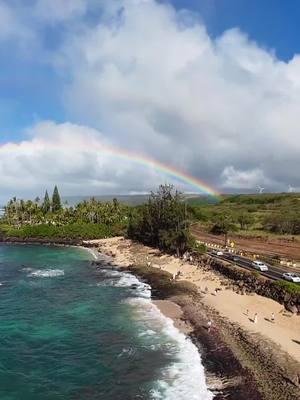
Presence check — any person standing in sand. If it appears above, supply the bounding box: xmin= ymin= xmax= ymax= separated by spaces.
xmin=207 ymin=320 xmax=212 ymax=333
xmin=254 ymin=313 xmax=258 ymax=324
xmin=271 ymin=312 xmax=275 ymax=323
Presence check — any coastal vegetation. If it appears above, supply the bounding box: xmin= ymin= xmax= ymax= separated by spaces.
xmin=127 ymin=185 xmax=195 ymax=256
xmin=2 ymin=187 xmax=300 ymax=247
xmin=1 ymin=185 xmax=198 ymax=255
xmin=275 ymin=279 xmax=300 ymax=296
xmin=0 ymin=186 xmax=129 ymax=240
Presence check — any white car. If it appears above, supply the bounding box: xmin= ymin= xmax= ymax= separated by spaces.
xmin=252 ymin=260 xmax=268 ymax=272
xmin=282 ymin=272 xmax=300 ymax=283
xmin=212 ymin=249 xmax=224 ymax=256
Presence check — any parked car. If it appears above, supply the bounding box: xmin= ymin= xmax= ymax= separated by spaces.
xmin=252 ymin=260 xmax=268 ymax=272
xmin=211 ymin=249 xmax=224 ymax=256
xmin=282 ymin=272 xmax=300 ymax=283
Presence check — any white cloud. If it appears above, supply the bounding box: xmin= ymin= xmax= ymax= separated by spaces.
xmin=0 ymin=121 xmax=185 ymax=201
xmin=1 ymin=0 xmax=300 ymax=199
xmin=48 ymin=0 xmax=300 ymax=194
xmin=221 ymin=166 xmax=271 ymax=190
xmin=34 ymin=0 xmax=87 ymax=23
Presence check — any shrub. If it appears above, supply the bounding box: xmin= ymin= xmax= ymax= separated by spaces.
xmin=193 ymin=243 xmax=207 ymax=254
xmin=0 ymin=223 xmax=121 ymax=240
xmin=275 ymin=280 xmax=300 ymax=295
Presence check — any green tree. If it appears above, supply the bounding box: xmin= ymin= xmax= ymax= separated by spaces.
xmin=210 ymin=214 xmax=236 ymax=245
xmin=52 ymin=186 xmax=62 ymax=212
xmin=127 ymin=185 xmax=192 ymax=256
xmin=42 ymin=190 xmax=51 ymax=214
xmin=237 ymin=212 xmax=254 ymax=230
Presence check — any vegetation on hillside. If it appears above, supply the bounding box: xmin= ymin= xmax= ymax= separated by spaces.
xmin=190 ymin=193 xmax=300 ymax=237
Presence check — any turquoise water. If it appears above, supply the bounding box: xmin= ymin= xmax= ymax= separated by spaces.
xmin=0 ymin=244 xmax=212 ymax=400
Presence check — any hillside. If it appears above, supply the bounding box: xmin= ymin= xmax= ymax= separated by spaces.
xmin=191 ymin=192 xmax=300 ymax=235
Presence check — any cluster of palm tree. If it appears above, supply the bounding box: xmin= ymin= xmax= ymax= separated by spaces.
xmin=2 ymin=193 xmax=129 ymax=228
xmin=74 ymin=198 xmax=127 ymax=225
xmin=4 ymin=197 xmax=42 ymax=226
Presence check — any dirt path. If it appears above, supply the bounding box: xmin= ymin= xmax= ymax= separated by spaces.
xmin=191 ymin=227 xmax=300 ymax=262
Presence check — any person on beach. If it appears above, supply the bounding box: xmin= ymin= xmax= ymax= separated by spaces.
xmin=254 ymin=313 xmax=258 ymax=324
xmin=271 ymin=312 xmax=275 ymax=323
xmin=207 ymin=320 xmax=212 ymax=333
xmin=214 ymin=289 xmax=217 ymax=296
xmin=246 ymin=309 xmax=249 ymax=316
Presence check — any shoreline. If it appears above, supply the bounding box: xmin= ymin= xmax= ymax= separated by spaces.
xmin=2 ymin=238 xmax=300 ymax=398
xmin=152 ymin=299 xmax=193 ymax=335
xmin=89 ymin=237 xmax=300 ymax=400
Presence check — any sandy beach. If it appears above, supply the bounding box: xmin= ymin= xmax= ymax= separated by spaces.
xmin=85 ymin=237 xmax=300 ymax=399
xmin=87 ymin=237 xmax=300 ymax=363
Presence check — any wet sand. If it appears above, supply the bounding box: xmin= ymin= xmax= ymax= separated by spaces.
xmin=153 ymin=299 xmax=192 ymax=334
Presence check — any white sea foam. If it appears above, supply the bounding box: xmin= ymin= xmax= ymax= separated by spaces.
xmin=127 ymin=290 xmax=213 ymax=400
xmin=97 ymin=270 xmax=151 ymax=298
xmin=85 ymin=247 xmax=99 ymax=260
xmin=101 ymin=269 xmax=123 ymax=278
xmin=22 ymin=267 xmax=33 ymax=272
xmin=29 ymin=269 xmax=65 ymax=278
xmin=126 ymin=297 xmax=213 ymax=400
xmin=99 ymin=267 xmax=213 ymax=399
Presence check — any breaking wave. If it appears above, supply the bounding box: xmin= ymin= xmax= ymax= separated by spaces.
xmin=29 ymin=269 xmax=65 ymax=278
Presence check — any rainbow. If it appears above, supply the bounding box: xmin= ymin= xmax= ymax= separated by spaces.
xmin=1 ymin=140 xmax=220 ymax=198
xmin=69 ymin=141 xmax=220 ymax=198
xmin=109 ymin=147 xmax=219 ymax=197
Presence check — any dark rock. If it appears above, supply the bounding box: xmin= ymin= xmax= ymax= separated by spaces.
xmin=285 ymin=303 xmax=298 ymax=314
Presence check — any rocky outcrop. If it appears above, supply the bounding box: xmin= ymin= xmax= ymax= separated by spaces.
xmin=0 ymin=236 xmax=83 ymax=246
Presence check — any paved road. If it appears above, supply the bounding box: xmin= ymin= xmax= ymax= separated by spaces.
xmin=208 ymin=251 xmax=296 ymax=281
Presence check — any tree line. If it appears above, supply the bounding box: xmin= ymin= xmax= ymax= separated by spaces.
xmin=1 ymin=184 xmax=196 ymax=252
xmin=2 ymin=186 xmax=128 ymax=229
xmin=4 ymin=186 xmax=61 ymax=226
xmin=263 ymin=213 xmax=300 ymax=235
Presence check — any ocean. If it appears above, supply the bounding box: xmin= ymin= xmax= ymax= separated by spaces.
xmin=0 ymin=244 xmax=212 ymax=400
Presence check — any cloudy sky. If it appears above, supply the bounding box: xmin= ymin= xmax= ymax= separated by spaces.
xmin=0 ymin=0 xmax=300 ymax=202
